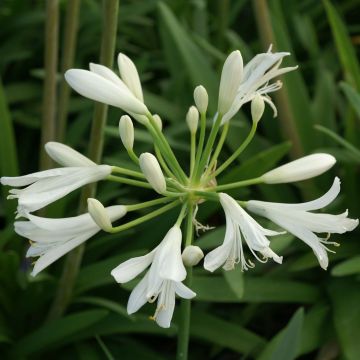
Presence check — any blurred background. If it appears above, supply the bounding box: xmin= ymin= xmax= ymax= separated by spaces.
xmin=0 ymin=0 xmax=359 ymax=359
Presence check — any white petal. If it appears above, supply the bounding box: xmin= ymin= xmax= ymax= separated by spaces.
xmin=139 ymin=153 xmax=166 ymax=194
xmin=118 ymin=53 xmax=144 ymax=102
xmin=204 ymin=243 xmax=232 ymax=272
xmin=127 ymin=274 xmax=149 ymax=314
xmin=111 ymin=251 xmax=155 ymax=283
xmin=65 ymin=69 xmax=147 ymax=114
xmin=175 ymin=282 xmax=196 ymax=299
xmin=106 ymin=205 xmax=128 ymax=222
xmin=45 ymin=142 xmax=95 ymax=167
xmin=260 ymin=247 xmax=283 ymax=264
xmin=155 ymin=281 xmax=176 ymax=328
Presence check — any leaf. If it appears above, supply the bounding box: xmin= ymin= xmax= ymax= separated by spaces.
xmin=257 ymin=308 xmax=304 ymax=360
xmin=323 ymin=0 xmax=360 ymax=90
xmin=13 ymin=310 xmax=109 ymax=356
xmin=223 ymin=267 xmax=244 ymax=299
xmin=328 ymin=279 xmax=360 ymax=360
xmin=331 ymin=256 xmax=360 ymax=277
xmin=340 ymin=81 xmax=360 ymax=120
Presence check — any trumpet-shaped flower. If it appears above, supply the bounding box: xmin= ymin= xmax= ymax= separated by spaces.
xmin=65 ymin=59 xmax=148 ymax=115
xmin=1 ymin=165 xmax=111 ymax=215
xmin=247 ymin=177 xmax=359 ymax=270
xmin=15 ymin=205 xmax=127 ymax=276
xmin=222 ymin=46 xmax=297 ymax=123
xmin=111 ymin=226 xmax=196 ymax=328
xmin=204 ymin=193 xmax=283 ymax=272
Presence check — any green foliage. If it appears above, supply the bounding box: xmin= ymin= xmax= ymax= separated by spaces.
xmin=0 ymin=0 xmax=359 ymax=359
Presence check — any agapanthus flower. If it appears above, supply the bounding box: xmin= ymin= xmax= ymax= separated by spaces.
xmin=111 ymin=226 xmax=196 ymax=328
xmin=246 ymin=177 xmax=359 ymax=269
xmin=16 ymin=205 xmax=127 ymax=276
xmin=204 ymin=193 xmax=283 ymax=272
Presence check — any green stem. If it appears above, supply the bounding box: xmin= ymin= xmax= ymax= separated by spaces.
xmin=111 ymin=200 xmax=180 ymax=232
xmin=213 ymin=122 xmax=257 ymax=178
xmin=126 ymin=197 xmax=174 ymax=211
xmin=176 ymin=202 xmax=188 ymax=226
xmin=193 ymin=112 xmax=207 ymax=181
xmin=214 ymin=176 xmax=263 ymax=191
xmin=107 ymin=175 xmax=153 ymax=189
xmin=40 ymin=0 xmax=59 ymax=170
xmin=46 ymin=0 xmax=119 ymax=322
xmin=111 ymin=166 xmax=144 ymax=179
xmin=176 ymin=203 xmax=194 ymax=360
xmin=57 ymin=0 xmax=80 ymax=141
xmin=155 ymin=145 xmax=177 ymax=179
xmin=190 ymin=132 xmax=196 ymax=176
xmin=127 ymin=148 xmax=139 ymax=165
xmin=195 ymin=113 xmax=222 ymax=182
xmin=193 ymin=190 xmax=219 ymax=201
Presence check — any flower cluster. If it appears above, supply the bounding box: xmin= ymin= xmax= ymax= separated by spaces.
xmin=2 ymin=48 xmax=357 ymax=328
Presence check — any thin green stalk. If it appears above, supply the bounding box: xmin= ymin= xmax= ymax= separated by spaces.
xmin=176 ymin=202 xmax=188 ymax=226
xmin=47 ymin=0 xmax=119 ymax=322
xmin=212 ymin=122 xmax=257 ymax=178
xmin=111 ymin=166 xmax=145 ymax=179
xmin=190 ymin=132 xmax=196 ymax=176
xmin=214 ymin=176 xmax=263 ymax=191
xmin=40 ymin=0 xmax=59 ymax=169
xmin=126 ymin=197 xmax=174 ymax=211
xmin=205 ymin=121 xmax=229 ymax=177
xmin=127 ymin=148 xmax=139 ymax=165
xmin=155 ymin=145 xmax=177 ymax=179
xmin=193 ymin=190 xmax=219 ymax=201
xmin=195 ymin=113 xmax=222 ymax=182
xmin=176 ymin=204 xmax=194 ymax=360
xmin=57 ymin=0 xmax=80 ymax=140
xmin=193 ymin=112 xmax=207 ymax=179
xmin=107 ymin=175 xmax=153 ymax=189
xmin=111 ymin=200 xmax=180 ymax=232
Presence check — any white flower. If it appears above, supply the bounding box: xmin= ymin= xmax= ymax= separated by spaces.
xmin=1 ymin=165 xmax=111 ymax=215
xmin=65 ymin=61 xmax=148 ymax=115
xmin=15 ymin=205 xmax=127 ymax=276
xmin=204 ymin=193 xmax=283 ymax=272
xmin=139 ymin=153 xmax=166 ymax=194
xmin=222 ymin=46 xmax=297 ymax=123
xmin=262 ymin=153 xmax=336 ymax=184
xmin=119 ymin=115 xmax=134 ymax=151
xmin=111 ymin=226 xmax=196 ymax=328
xmin=251 ymin=93 xmax=265 ymax=124
xmin=186 ymin=106 xmax=199 ymax=134
xmin=182 ymin=245 xmax=204 ymax=266
xmin=247 ymin=177 xmax=359 ymax=270
xmin=87 ymin=198 xmax=113 ymax=232
xmin=193 ymin=85 xmax=208 ymax=113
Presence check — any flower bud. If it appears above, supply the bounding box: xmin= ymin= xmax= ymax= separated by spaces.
xmin=182 ymin=245 xmax=204 ymax=266
xmin=186 ymin=106 xmax=199 ymax=134
xmin=194 ymin=85 xmax=208 ymax=113
xmin=251 ymin=94 xmax=265 ymax=124
xmin=152 ymin=114 xmax=163 ymax=131
xmin=139 ymin=153 xmax=166 ymax=194
xmin=262 ymin=154 xmax=336 ymax=184
xmin=87 ymin=198 xmax=113 ymax=232
xmin=218 ymin=50 xmax=243 ymax=115
xmin=118 ymin=53 xmax=143 ymax=101
xmin=45 ymin=142 xmax=95 ymax=167
xmin=119 ymin=115 xmax=134 ymax=151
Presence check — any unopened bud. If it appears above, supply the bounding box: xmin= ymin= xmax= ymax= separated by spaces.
xmin=182 ymin=245 xmax=204 ymax=266
xmin=218 ymin=50 xmax=243 ymax=115
xmin=139 ymin=153 xmax=166 ymax=194
xmin=153 ymin=114 xmax=163 ymax=131
xmin=87 ymin=198 xmax=113 ymax=232
xmin=119 ymin=115 xmax=134 ymax=150
xmin=251 ymin=94 xmax=265 ymax=124
xmin=45 ymin=142 xmax=95 ymax=167
xmin=262 ymin=153 xmax=336 ymax=184
xmin=186 ymin=106 xmax=199 ymax=133
xmin=194 ymin=85 xmax=208 ymax=113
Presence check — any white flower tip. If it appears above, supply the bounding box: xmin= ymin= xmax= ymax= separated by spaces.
xmin=218 ymin=50 xmax=243 ymax=115
xmin=152 ymin=114 xmax=163 ymax=131
xmin=262 ymin=153 xmax=336 ymax=184
xmin=139 ymin=153 xmax=166 ymax=194
xmin=194 ymin=85 xmax=208 ymax=113
xmin=119 ymin=115 xmax=134 ymax=150
xmin=186 ymin=106 xmax=199 ymax=133
xmin=182 ymin=245 xmax=204 ymax=266
xmin=251 ymin=94 xmax=265 ymax=123
xmin=87 ymin=198 xmax=113 ymax=232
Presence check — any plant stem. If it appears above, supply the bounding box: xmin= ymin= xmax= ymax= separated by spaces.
xmin=176 ymin=204 xmax=194 ymax=360
xmin=111 ymin=166 xmax=145 ymax=179
xmin=46 ymin=0 xmax=119 ymax=322
xmin=107 ymin=175 xmax=153 ymax=189
xmin=111 ymin=200 xmax=180 ymax=232
xmin=212 ymin=122 xmax=257 ymax=178
xmin=126 ymin=197 xmax=174 ymax=211
xmin=40 ymin=0 xmax=59 ymax=170
xmin=155 ymin=145 xmax=177 ymax=179
xmin=214 ymin=176 xmax=263 ymax=191
xmin=57 ymin=0 xmax=80 ymax=141
xmin=193 ymin=112 xmax=207 ymax=180
xmin=190 ymin=132 xmax=196 ymax=176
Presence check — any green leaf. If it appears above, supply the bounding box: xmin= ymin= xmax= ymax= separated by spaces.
xmin=328 ymin=279 xmax=360 ymax=360
xmin=340 ymin=81 xmax=360 ymax=119
xmin=257 ymin=308 xmax=304 ymax=360
xmin=323 ymin=0 xmax=360 ymax=90
xmin=331 ymin=256 xmax=360 ymax=277
xmin=223 ymin=267 xmax=244 ymax=299
xmin=13 ymin=310 xmax=109 ymax=356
